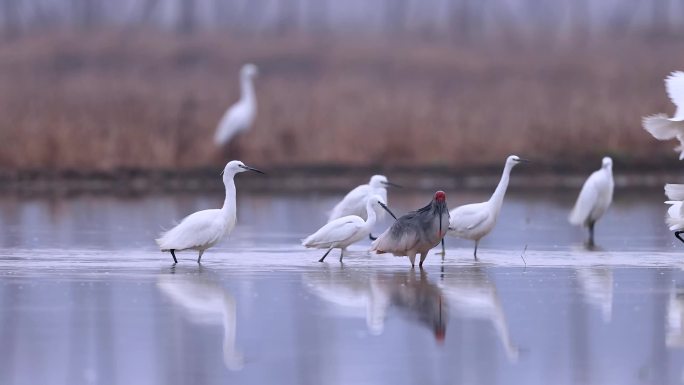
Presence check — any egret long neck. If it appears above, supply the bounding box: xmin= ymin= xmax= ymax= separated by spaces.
xmin=488 ymin=163 xmax=513 ymax=213
xmin=364 ymin=201 xmax=378 ymax=229
xmin=240 ymin=75 xmax=255 ymax=105
xmin=221 ymin=174 xmax=237 ymax=218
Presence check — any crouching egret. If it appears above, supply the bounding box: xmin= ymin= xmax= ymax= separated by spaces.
xmin=303 ymin=194 xmax=387 ymax=262
xmin=569 ymin=157 xmax=614 ymax=246
xmin=328 ymin=175 xmax=401 ymax=240
xmin=665 ymin=184 xmax=684 ymax=243
xmin=642 ymin=71 xmax=684 ymax=159
xmin=371 ymin=191 xmax=449 ymax=268
xmin=214 ymin=64 xmax=258 ymax=147
xmin=156 ymin=160 xmax=264 ymax=263
xmin=445 ymin=155 xmax=527 ymax=258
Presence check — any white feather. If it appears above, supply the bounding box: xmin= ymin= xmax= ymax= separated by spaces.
xmin=214 ymin=64 xmax=258 ymax=146
xmin=328 ymin=175 xmax=390 ymax=222
xmin=569 ymin=159 xmax=614 ymax=227
xmin=666 ymin=71 xmax=684 ymax=120
xmin=642 ymin=71 xmax=684 ymax=158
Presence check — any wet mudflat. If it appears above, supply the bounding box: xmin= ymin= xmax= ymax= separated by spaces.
xmin=1 ymin=189 xmax=684 ymax=385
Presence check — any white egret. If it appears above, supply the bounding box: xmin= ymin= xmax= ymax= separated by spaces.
xmin=372 ymin=191 xmax=449 ymax=268
xmin=642 ymin=71 xmax=684 ymax=159
xmin=303 ymin=194 xmax=386 ymax=262
xmin=214 ymin=64 xmax=258 ymax=146
xmin=328 ymin=175 xmax=400 ymax=239
xmin=665 ymin=183 xmax=684 ymax=243
xmin=444 ymin=155 xmax=527 ymax=258
xmin=569 ymin=157 xmax=614 ymax=246
xmin=156 ymin=160 xmax=264 ymax=263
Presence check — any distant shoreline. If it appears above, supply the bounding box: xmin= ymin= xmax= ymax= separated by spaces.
xmin=0 ymin=167 xmax=676 ymax=196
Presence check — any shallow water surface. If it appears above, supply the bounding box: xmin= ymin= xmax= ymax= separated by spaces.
xmin=1 ymin=190 xmax=684 ymax=385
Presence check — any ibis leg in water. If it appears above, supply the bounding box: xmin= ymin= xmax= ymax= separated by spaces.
xmin=318 ymin=248 xmax=333 ymax=263
xmin=170 ymin=249 xmax=178 ymax=264
xmin=676 ymin=231 xmax=684 ymax=244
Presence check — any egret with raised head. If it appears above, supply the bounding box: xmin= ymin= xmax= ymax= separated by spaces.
xmin=444 ymin=155 xmax=527 ymax=258
xmin=214 ymin=64 xmax=258 ymax=146
xmin=156 ymin=160 xmax=264 ymax=263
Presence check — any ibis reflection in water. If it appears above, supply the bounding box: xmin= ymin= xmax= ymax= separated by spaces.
xmin=157 ymin=268 xmax=244 ymax=371
xmin=303 ymin=267 xmax=447 ymax=341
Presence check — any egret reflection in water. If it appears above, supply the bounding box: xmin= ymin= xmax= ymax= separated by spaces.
xmin=157 ymin=267 xmax=244 ymax=371
xmin=575 ymin=267 xmax=614 ymax=323
xmin=439 ymin=265 xmax=519 ymax=360
xmin=667 ymin=284 xmax=684 ymax=348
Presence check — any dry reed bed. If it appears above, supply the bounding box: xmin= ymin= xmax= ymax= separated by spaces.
xmin=0 ymin=31 xmax=683 ymax=175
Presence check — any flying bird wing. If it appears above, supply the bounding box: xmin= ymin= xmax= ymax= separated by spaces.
xmin=666 ymin=184 xmax=684 ymax=201
xmin=667 ymin=71 xmax=684 ymax=121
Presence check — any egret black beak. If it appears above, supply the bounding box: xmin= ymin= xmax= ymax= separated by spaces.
xmin=382 ymin=181 xmax=403 ymax=188
xmin=517 ymin=158 xmax=531 ymax=163
xmin=239 ymin=165 xmax=265 ymax=174
xmin=377 ymin=201 xmax=398 ymax=220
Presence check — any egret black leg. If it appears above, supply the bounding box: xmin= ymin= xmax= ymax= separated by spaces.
xmin=675 ymin=231 xmax=684 ymax=244
xmin=369 ymin=234 xmax=377 ymax=241
xmin=197 ymin=250 xmax=204 ymax=264
xmin=473 ymin=241 xmax=479 ymax=260
xmin=319 ymin=248 xmax=333 ymax=262
xmin=339 ymin=249 xmax=344 ymax=262
xmin=588 ymin=221 xmax=595 ymax=247
xmin=170 ymin=249 xmax=178 ymax=264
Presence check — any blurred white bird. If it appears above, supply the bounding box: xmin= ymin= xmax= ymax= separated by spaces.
xmin=214 ymin=64 xmax=258 ymax=146
xmin=444 ymin=155 xmax=527 ymax=258
xmin=156 ymin=160 xmax=264 ymax=263
xmin=303 ymin=194 xmax=386 ymax=262
xmin=642 ymin=71 xmax=684 ymax=159
xmin=665 ymin=183 xmax=684 ymax=243
xmin=569 ymin=157 xmax=614 ymax=246
xmin=158 ymin=271 xmax=244 ymax=370
xmin=329 ymin=174 xmax=400 ymax=219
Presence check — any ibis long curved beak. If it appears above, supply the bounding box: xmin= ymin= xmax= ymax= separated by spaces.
xmin=239 ymin=164 xmax=265 ymax=174
xmin=377 ymin=201 xmax=398 ymax=220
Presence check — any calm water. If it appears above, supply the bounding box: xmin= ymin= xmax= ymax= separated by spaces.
xmin=1 ymin=189 xmax=684 ymax=385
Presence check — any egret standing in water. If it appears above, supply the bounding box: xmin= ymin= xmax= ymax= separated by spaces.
xmin=642 ymin=71 xmax=684 ymax=159
xmin=328 ymin=175 xmax=401 ymax=240
xmin=371 ymin=191 xmax=449 ymax=268
xmin=303 ymin=194 xmax=387 ymax=262
xmin=665 ymin=184 xmax=684 ymax=243
xmin=569 ymin=157 xmax=614 ymax=246
xmin=444 ymin=155 xmax=527 ymax=258
xmin=156 ymin=160 xmax=264 ymax=263
xmin=214 ymin=64 xmax=258 ymax=147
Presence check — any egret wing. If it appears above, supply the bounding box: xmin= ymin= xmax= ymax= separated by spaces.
xmin=568 ymin=173 xmax=601 ymax=226
xmin=328 ymin=185 xmax=372 ymax=221
xmin=214 ymin=103 xmax=249 ymax=146
xmin=303 ymin=217 xmax=364 ymax=248
xmin=666 ymin=71 xmax=684 ymax=120
xmin=666 ymin=184 xmax=684 ymax=201
xmin=449 ymin=203 xmax=490 ymax=233
xmin=642 ymin=114 xmax=684 ymax=140
xmin=156 ymin=210 xmax=225 ymax=251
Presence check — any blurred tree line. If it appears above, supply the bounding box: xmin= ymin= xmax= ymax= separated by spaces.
xmin=1 ymin=0 xmax=683 ymax=43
